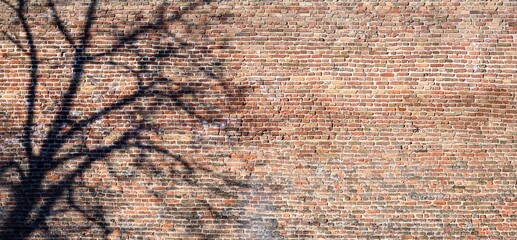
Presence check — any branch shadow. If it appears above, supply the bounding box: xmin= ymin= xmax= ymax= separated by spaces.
xmin=0 ymin=0 xmax=256 ymax=239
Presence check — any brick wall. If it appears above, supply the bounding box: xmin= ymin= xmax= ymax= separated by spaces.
xmin=1 ymin=0 xmax=516 ymax=239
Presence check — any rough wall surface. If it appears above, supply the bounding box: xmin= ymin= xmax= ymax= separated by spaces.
xmin=1 ymin=0 xmax=516 ymax=239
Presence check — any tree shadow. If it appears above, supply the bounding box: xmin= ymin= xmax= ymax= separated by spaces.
xmin=0 ymin=0 xmax=254 ymax=239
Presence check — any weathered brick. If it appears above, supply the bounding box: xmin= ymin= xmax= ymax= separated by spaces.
xmin=1 ymin=0 xmax=517 ymax=239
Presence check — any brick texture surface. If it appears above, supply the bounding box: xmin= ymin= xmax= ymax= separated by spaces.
xmin=1 ymin=0 xmax=516 ymax=239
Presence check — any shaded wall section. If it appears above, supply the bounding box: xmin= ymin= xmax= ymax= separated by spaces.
xmin=1 ymin=0 xmax=516 ymax=239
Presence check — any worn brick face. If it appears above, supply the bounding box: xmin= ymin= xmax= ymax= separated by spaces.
xmin=1 ymin=0 xmax=516 ymax=239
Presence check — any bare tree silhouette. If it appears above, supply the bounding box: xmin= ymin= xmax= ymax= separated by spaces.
xmin=0 ymin=0 xmax=251 ymax=239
